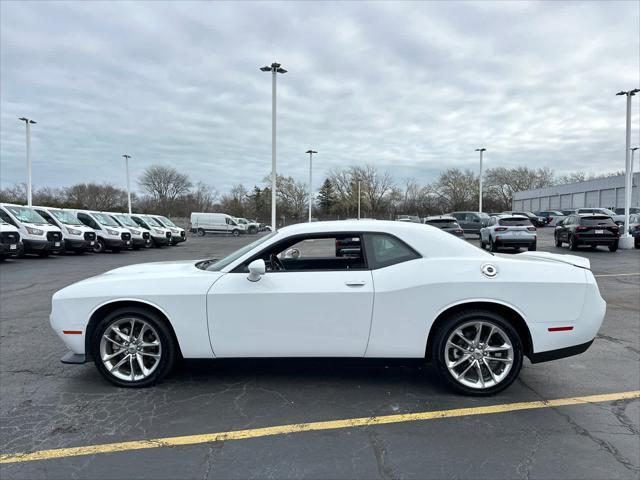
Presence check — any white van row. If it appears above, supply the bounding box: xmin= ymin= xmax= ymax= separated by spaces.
xmin=190 ymin=212 xmax=264 ymax=236
xmin=0 ymin=203 xmax=186 ymax=259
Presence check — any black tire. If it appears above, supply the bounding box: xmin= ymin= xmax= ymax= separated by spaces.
xmin=197 ymin=228 xmax=205 ymax=237
xmin=232 ymin=229 xmax=240 ymax=237
xmin=91 ymin=307 xmax=178 ymax=388
xmin=569 ymin=235 xmax=578 ymax=251
xmin=93 ymin=239 xmax=106 ymax=253
xmin=554 ymin=234 xmax=562 ymax=247
xmin=479 ymin=237 xmax=486 ymax=249
xmin=489 ymin=237 xmax=499 ymax=252
xmin=528 ymin=242 xmax=537 ymax=251
xmin=635 ymin=239 xmax=639 ymax=249
xmin=609 ymin=241 xmax=618 ymax=252
xmin=432 ymin=309 xmax=523 ymax=396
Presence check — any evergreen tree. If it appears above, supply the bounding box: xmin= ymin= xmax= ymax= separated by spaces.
xmin=317 ymin=178 xmax=336 ymax=214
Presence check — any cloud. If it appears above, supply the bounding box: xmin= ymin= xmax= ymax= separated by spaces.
xmin=1 ymin=0 xmax=638 ymax=195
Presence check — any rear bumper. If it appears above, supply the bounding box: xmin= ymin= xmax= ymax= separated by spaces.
xmin=495 ymin=237 xmax=536 ymax=247
xmin=529 ymin=340 xmax=593 ymax=363
xmin=575 ymin=236 xmax=618 ymax=245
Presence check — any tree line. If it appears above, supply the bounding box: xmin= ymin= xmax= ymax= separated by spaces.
xmin=0 ymin=164 xmax=622 ymax=224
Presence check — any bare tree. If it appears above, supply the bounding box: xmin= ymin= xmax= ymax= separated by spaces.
xmin=435 ymin=168 xmax=478 ymax=211
xmin=277 ymin=175 xmax=308 ymax=222
xmin=138 ymin=165 xmax=192 ymax=213
xmin=484 ymin=166 xmax=554 ymax=211
xmin=65 ymin=183 xmax=129 ymax=211
xmin=353 ymin=165 xmax=394 ymax=217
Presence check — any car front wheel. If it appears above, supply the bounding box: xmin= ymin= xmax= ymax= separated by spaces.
xmin=554 ymin=234 xmax=562 ymax=247
xmin=433 ymin=310 xmax=523 ymax=395
xmin=93 ymin=239 xmax=106 ymax=253
xmin=569 ymin=235 xmax=578 ymax=251
xmin=92 ymin=307 xmax=178 ymax=388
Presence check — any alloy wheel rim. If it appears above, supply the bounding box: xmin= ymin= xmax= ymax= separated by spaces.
xmin=99 ymin=317 xmax=162 ymax=382
xmin=445 ymin=321 xmax=514 ymax=389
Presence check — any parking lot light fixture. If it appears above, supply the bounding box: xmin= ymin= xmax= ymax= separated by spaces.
xmin=122 ymin=154 xmax=132 ymax=214
xmin=261 ymin=62 xmax=287 ymax=231
xmin=18 ymin=117 xmax=36 ymax=206
xmin=306 ymin=150 xmax=317 ymax=222
xmin=475 ymin=148 xmax=486 ymax=213
xmin=617 ymin=89 xmax=638 ymax=248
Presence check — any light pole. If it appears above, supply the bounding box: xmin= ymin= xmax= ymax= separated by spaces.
xmin=306 ymin=150 xmax=317 ymax=222
xmin=18 ymin=117 xmax=36 ymax=206
xmin=475 ymin=148 xmax=486 ymax=212
xmin=616 ymin=89 xmax=639 ymax=248
xmin=260 ymin=62 xmax=287 ymax=231
xmin=122 ymin=154 xmax=132 ymax=214
xmin=631 ymin=147 xmax=638 ymax=175
xmin=357 ymin=179 xmax=361 ymax=219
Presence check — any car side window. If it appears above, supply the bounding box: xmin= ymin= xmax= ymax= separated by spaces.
xmin=0 ymin=209 xmax=16 ymax=226
xmin=364 ymin=233 xmax=420 ymax=269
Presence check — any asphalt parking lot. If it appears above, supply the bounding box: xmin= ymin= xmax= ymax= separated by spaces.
xmin=1 ymin=228 xmax=638 ymax=479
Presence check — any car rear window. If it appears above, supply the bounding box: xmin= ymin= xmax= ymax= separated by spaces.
xmin=498 ymin=217 xmax=532 ymax=226
xmin=581 ymin=216 xmax=615 ymax=226
xmin=426 ymin=219 xmax=458 ymax=228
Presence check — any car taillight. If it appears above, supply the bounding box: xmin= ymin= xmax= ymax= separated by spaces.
xmin=495 ymin=227 xmax=508 ymax=231
xmin=527 ymin=227 xmax=536 ymax=232
xmin=576 ymin=226 xmax=589 ymax=231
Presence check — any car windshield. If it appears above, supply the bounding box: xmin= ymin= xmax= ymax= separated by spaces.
xmin=92 ymin=212 xmax=119 ymax=227
xmin=144 ymin=216 xmax=163 ymax=227
xmin=426 ymin=219 xmax=458 ymax=228
xmin=115 ymin=214 xmax=138 ymax=227
xmin=581 ymin=216 xmax=615 ymax=226
xmin=478 ymin=212 xmax=490 ymax=218
xmin=499 ymin=217 xmax=532 ymax=226
xmin=199 ymin=232 xmax=277 ymax=271
xmin=4 ymin=206 xmax=48 ymax=224
xmin=598 ymin=208 xmax=616 ymax=216
xmin=237 ymin=218 xmax=248 ymax=224
xmin=49 ymin=209 xmax=83 ymax=226
xmin=158 ymin=216 xmax=176 ymax=227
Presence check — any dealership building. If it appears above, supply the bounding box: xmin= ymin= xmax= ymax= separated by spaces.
xmin=512 ymin=172 xmax=639 ymax=212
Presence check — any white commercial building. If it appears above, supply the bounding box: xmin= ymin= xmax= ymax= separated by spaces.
xmin=512 ymin=173 xmax=639 ymax=212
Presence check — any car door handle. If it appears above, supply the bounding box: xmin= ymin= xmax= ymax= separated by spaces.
xmin=345 ymin=280 xmax=366 ymax=287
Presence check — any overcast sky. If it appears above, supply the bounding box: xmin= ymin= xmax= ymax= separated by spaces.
xmin=1 ymin=1 xmax=639 ymax=195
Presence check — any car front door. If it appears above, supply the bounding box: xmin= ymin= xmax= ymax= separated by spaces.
xmin=558 ymin=216 xmax=571 ymax=241
xmin=207 ymin=234 xmax=374 ymax=357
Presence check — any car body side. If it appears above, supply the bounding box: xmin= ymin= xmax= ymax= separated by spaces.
xmin=51 ymin=221 xmax=604 ymax=363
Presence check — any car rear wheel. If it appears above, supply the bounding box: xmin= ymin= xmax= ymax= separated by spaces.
xmin=609 ymin=241 xmax=618 ymax=252
xmin=432 ymin=310 xmax=523 ymax=395
xmin=92 ymin=308 xmax=177 ymax=388
xmin=554 ymin=234 xmax=562 ymax=247
xmin=489 ymin=237 xmax=498 ymax=252
xmin=232 ymin=229 xmax=240 ymax=237
xmin=569 ymin=235 xmax=578 ymax=251
xmin=479 ymin=237 xmax=486 ymax=249
xmin=528 ymin=242 xmax=537 ymax=251
xmin=196 ymin=228 xmax=205 ymax=237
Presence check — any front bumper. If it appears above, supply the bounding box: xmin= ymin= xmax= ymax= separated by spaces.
xmin=23 ymin=238 xmax=63 ymax=253
xmin=64 ymin=238 xmax=91 ymax=251
xmin=0 ymin=242 xmax=23 ymax=257
xmin=132 ymin=237 xmax=147 ymax=248
xmin=103 ymin=238 xmax=124 ymax=249
xmin=152 ymin=235 xmax=171 ymax=246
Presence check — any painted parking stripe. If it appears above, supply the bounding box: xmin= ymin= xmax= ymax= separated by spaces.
xmin=594 ymin=273 xmax=640 ymax=277
xmin=1 ymin=390 xmax=638 ymax=465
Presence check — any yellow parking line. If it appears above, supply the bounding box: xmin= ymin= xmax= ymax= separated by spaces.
xmin=1 ymin=390 xmax=638 ymax=465
xmin=594 ymin=273 xmax=640 ymax=277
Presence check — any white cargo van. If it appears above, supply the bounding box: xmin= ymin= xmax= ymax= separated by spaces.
xmin=190 ymin=212 xmax=246 ymax=236
xmin=0 ymin=220 xmax=23 ymax=260
xmin=72 ymin=210 xmax=131 ymax=253
xmin=33 ymin=206 xmax=96 ymax=254
xmin=150 ymin=215 xmax=186 ymax=245
xmin=0 ymin=203 xmax=64 ymax=257
xmin=129 ymin=214 xmax=172 ymax=247
xmin=106 ymin=212 xmax=150 ymax=249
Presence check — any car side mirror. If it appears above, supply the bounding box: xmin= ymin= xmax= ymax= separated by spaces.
xmin=247 ymin=259 xmax=266 ymax=282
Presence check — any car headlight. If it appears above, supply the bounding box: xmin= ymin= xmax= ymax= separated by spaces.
xmin=66 ymin=227 xmax=81 ymax=235
xmin=154 ymin=228 xmax=164 ymax=234
xmin=171 ymin=228 xmax=179 ymax=233
xmin=130 ymin=229 xmax=140 ymax=235
xmin=106 ymin=228 xmax=119 ymax=236
xmin=26 ymin=226 xmax=44 ymax=235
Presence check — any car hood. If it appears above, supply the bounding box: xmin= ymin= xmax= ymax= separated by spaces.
xmin=503 ymin=251 xmax=590 ymax=269
xmin=103 ymin=259 xmax=206 ymax=276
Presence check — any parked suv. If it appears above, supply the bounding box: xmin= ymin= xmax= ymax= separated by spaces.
xmin=150 ymin=215 xmax=187 ymax=244
xmin=502 ymin=211 xmax=546 ymax=227
xmin=130 ymin=214 xmax=172 ymax=247
xmin=0 ymin=203 xmax=63 ymax=257
xmin=628 ymin=214 xmax=640 ymax=249
xmin=423 ymin=216 xmax=464 ymax=238
xmin=534 ymin=210 xmax=565 ymax=226
xmin=575 ymin=208 xmax=624 ymax=225
xmin=73 ymin=210 xmax=131 ymax=253
xmin=448 ymin=211 xmax=490 ymax=236
xmin=33 ymin=206 xmax=96 ymax=253
xmin=480 ymin=215 xmax=537 ymax=252
xmin=0 ymin=220 xmax=23 ymax=260
xmin=554 ymin=214 xmax=619 ymax=252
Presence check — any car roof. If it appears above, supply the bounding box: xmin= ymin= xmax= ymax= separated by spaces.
xmin=425 ymin=215 xmax=457 ymax=221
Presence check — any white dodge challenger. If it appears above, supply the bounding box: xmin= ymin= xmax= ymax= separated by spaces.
xmin=50 ymin=220 xmax=605 ymax=395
